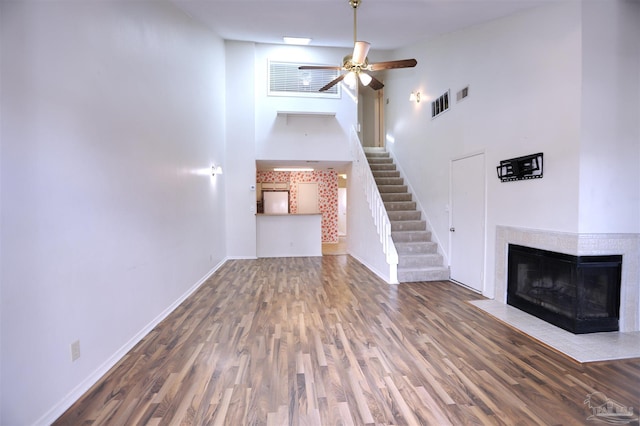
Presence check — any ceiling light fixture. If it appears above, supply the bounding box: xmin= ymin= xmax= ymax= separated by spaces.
xmin=409 ymin=91 xmax=421 ymax=103
xmin=283 ymin=36 xmax=312 ymax=45
xmin=359 ymin=72 xmax=372 ymax=86
xmin=212 ymin=165 xmax=223 ymax=175
xmin=343 ymin=71 xmax=357 ymax=88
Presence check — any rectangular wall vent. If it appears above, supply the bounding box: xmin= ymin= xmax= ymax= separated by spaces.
xmin=268 ymin=61 xmax=340 ymax=98
xmin=431 ymin=90 xmax=450 ymax=118
xmin=456 ymin=86 xmax=469 ymax=102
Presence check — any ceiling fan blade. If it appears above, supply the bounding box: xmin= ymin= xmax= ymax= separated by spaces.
xmin=367 ymin=75 xmax=384 ymax=91
xmin=368 ymin=58 xmax=417 ymax=71
xmin=299 ymin=65 xmax=342 ymax=70
xmin=352 ymin=41 xmax=370 ymax=65
xmin=319 ymin=74 xmax=346 ymax=92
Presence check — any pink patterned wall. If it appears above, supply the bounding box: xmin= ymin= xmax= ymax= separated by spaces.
xmin=257 ymin=170 xmax=338 ymax=243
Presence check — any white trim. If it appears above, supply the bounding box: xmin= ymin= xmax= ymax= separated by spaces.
xmin=448 ymin=151 xmax=487 ymax=293
xmin=349 ymin=253 xmax=398 ymax=285
xmin=34 ymin=258 xmax=229 ymax=426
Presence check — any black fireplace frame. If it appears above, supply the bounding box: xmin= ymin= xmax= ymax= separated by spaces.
xmin=507 ymin=244 xmax=622 ymax=334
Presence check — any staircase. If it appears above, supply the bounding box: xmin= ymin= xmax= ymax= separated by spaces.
xmin=364 ymin=147 xmax=450 ymax=283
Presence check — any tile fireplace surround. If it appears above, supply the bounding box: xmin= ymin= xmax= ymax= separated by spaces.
xmin=494 ymin=226 xmax=640 ymax=333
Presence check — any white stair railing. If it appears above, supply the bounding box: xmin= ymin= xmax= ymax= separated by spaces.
xmin=350 ymin=128 xmax=398 ymax=283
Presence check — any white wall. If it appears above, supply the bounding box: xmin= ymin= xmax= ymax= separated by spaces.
xmin=254 ymin=44 xmax=356 ymax=161
xmin=0 ymin=2 xmax=227 ymax=424
xmin=578 ymin=0 xmax=640 ymax=233
xmin=225 ymin=41 xmax=258 ymax=258
xmin=384 ymin=2 xmax=583 ymax=298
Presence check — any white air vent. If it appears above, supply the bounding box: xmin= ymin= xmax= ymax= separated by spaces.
xmin=431 ymin=90 xmax=450 ymax=118
xmin=269 ymin=61 xmax=340 ymax=98
xmin=456 ymin=86 xmax=469 ymax=102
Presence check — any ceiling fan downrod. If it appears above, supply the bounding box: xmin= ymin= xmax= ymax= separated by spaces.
xmin=349 ymin=0 xmax=361 ymax=45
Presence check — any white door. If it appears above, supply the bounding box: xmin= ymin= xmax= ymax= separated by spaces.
xmin=450 ymin=153 xmax=485 ymax=292
xmin=298 ymin=182 xmax=319 ymax=214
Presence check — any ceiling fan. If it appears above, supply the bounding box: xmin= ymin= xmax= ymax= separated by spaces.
xmin=299 ymin=0 xmax=417 ymax=92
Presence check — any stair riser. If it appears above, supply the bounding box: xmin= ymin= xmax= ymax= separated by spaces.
xmin=392 ymin=231 xmax=432 ymax=242
xmin=382 ymin=193 xmax=412 ymax=202
xmin=397 ymin=268 xmax=450 ymax=283
xmin=375 ymin=178 xmax=404 ymax=186
xmin=365 ymin=152 xmax=390 ymax=158
xmin=391 ymin=221 xmax=426 ymax=232
xmin=382 ymin=202 xmax=416 ymax=212
xmin=367 ymin=158 xmax=394 ymax=164
xmin=378 ymin=185 xmax=408 ymax=193
xmin=388 ymin=211 xmax=421 ymax=221
xmin=395 ymin=243 xmax=438 ymax=254
xmin=369 ymin=164 xmax=396 ymax=171
xmin=398 ymin=255 xmax=444 ymax=268
xmin=372 ymin=171 xmax=400 ymax=178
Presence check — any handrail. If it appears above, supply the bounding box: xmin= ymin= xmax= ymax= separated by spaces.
xmin=349 ymin=128 xmax=398 ymax=281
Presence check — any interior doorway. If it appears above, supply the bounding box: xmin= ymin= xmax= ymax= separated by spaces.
xmin=450 ymin=153 xmax=486 ymax=293
xmin=359 ymin=88 xmax=385 ymax=148
xmin=322 ymin=173 xmax=348 ymax=256
xmin=297 ymin=182 xmax=319 ymax=214
xmin=338 ymin=187 xmax=347 ymax=236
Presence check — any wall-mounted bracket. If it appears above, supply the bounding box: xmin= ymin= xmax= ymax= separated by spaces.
xmin=497 ymin=152 xmax=543 ymax=182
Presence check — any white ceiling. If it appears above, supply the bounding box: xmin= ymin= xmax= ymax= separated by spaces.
xmin=172 ymin=0 xmax=557 ymax=51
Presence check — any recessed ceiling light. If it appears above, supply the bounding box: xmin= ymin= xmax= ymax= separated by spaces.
xmin=283 ymin=37 xmax=312 ymax=45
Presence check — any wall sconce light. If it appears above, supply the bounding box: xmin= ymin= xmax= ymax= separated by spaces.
xmin=212 ymin=165 xmax=223 ymax=176
xmin=409 ymin=91 xmax=421 ymax=103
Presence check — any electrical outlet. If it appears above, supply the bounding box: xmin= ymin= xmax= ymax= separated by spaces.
xmin=71 ymin=340 xmax=81 ymax=362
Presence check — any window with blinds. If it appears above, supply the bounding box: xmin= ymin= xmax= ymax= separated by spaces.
xmin=268 ymin=61 xmax=341 ymax=98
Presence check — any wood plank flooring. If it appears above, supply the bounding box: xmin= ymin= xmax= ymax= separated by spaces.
xmin=54 ymin=256 xmax=640 ymax=425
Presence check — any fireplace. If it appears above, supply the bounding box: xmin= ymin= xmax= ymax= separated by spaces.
xmin=507 ymin=244 xmax=622 ymax=334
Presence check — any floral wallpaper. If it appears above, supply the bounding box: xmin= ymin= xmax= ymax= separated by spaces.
xmin=257 ymin=170 xmax=338 ymax=243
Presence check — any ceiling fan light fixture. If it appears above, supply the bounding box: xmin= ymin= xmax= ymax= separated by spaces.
xmin=343 ymin=71 xmax=357 ymax=88
xmin=283 ymin=36 xmax=312 ymax=45
xmin=359 ymin=72 xmax=372 ymax=86
xmin=299 ymin=0 xmax=417 ymax=93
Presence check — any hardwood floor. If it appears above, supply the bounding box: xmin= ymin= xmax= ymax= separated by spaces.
xmin=55 ymin=256 xmax=640 ymax=425
xmin=322 ymin=236 xmax=347 ymax=255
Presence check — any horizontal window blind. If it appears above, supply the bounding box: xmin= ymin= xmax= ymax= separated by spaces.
xmin=268 ymin=61 xmax=340 ymax=98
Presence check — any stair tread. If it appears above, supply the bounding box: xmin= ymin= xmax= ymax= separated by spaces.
xmin=398 ymin=252 xmax=441 ymax=257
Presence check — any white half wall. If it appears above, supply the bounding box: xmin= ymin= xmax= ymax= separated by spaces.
xmin=256 ymin=214 xmax=322 ymax=257
xmin=0 ymin=2 xmax=227 ymax=424
xmin=347 ymin=164 xmax=393 ymax=283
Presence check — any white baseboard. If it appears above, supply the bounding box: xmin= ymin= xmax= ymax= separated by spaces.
xmin=349 ymin=253 xmax=394 ymax=285
xmin=34 ymin=258 xmax=228 ymax=426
